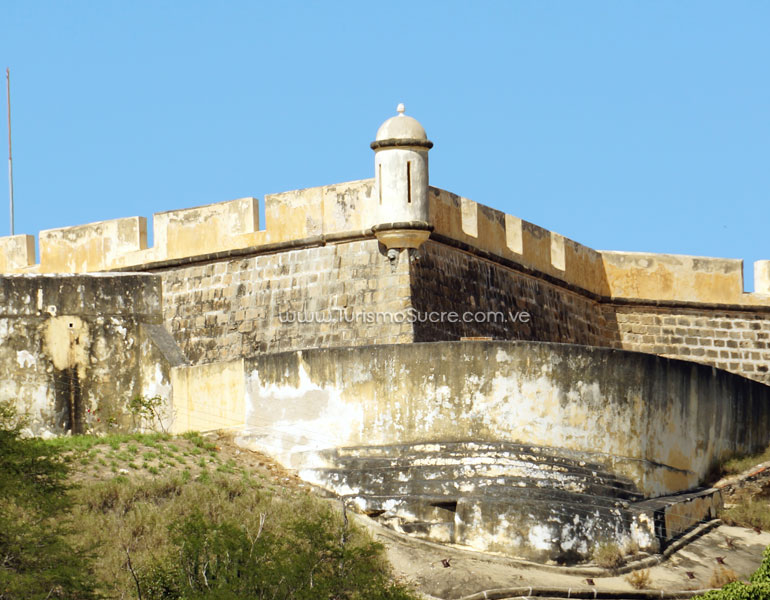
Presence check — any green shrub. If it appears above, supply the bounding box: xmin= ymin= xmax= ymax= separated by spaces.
xmin=128 ymin=395 xmax=171 ymax=433
xmin=182 ymin=431 xmax=218 ymax=452
xmin=1 ymin=411 xmax=416 ymax=599
xmin=0 ymin=401 xmax=97 ymax=599
xmin=70 ymin=463 xmax=417 ymax=599
xmin=138 ymin=504 xmax=417 ymax=599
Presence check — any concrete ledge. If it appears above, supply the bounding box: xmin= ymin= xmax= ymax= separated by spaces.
xmin=352 ymin=510 xmax=725 ymax=579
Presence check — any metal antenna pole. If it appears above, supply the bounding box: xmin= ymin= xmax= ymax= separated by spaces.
xmin=6 ymin=68 xmax=14 ymax=236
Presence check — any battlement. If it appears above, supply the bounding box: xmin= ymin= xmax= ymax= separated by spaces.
xmin=2 ymin=179 xmax=768 ymax=306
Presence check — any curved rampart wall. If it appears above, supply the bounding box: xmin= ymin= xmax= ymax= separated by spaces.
xmin=220 ymin=341 xmax=770 ymax=497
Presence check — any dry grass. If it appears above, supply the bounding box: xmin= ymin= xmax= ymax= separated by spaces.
xmin=708 ymin=565 xmax=739 ymax=588
xmin=720 ymin=445 xmax=770 ymax=477
xmin=37 ymin=431 xmax=414 ymax=599
xmin=625 ymin=568 xmax=652 ymax=589
xmin=593 ymin=542 xmax=625 ymax=569
xmin=66 ymin=471 xmax=308 ymax=596
xmin=720 ymin=497 xmax=770 ymax=531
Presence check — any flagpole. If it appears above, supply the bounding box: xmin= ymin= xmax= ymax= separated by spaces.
xmin=6 ymin=67 xmax=14 ymax=236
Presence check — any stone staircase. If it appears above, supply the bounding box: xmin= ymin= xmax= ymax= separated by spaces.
xmin=290 ymin=441 xmax=721 ymax=564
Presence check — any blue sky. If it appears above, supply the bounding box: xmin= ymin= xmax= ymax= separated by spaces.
xmin=2 ymin=1 xmax=768 ymax=289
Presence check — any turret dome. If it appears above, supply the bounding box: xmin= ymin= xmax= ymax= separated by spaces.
xmin=371 ymin=104 xmax=433 ymax=149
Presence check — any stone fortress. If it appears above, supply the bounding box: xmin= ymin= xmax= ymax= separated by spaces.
xmin=2 ymin=105 xmax=770 ymax=563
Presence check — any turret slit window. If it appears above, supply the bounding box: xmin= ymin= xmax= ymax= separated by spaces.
xmin=378 ymin=164 xmax=382 ymax=204
xmin=407 ymin=161 xmax=412 ymax=203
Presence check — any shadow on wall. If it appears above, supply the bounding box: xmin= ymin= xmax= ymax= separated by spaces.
xmin=410 ymin=239 xmax=621 ymax=346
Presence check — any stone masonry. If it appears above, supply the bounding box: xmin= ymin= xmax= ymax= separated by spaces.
xmin=611 ymin=306 xmax=770 ymax=384
xmin=160 ymin=239 xmax=414 ymax=364
xmin=410 ymin=240 xmax=615 ymax=346
xmin=151 ymin=234 xmax=770 ymax=388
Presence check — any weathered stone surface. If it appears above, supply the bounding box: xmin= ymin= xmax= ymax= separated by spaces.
xmin=152 ymin=197 xmax=259 ymax=261
xmin=602 ymin=251 xmax=745 ymax=304
xmin=39 ymin=216 xmax=147 ymax=273
xmin=0 ymin=234 xmax=35 ymax=272
xmin=3 ymin=178 xmax=769 ymax=383
xmin=159 ymin=239 xmax=414 ymax=364
xmin=410 ymin=240 xmax=615 ymax=345
xmin=208 ymin=341 xmax=770 ymax=497
xmin=0 ymin=274 xmax=176 ymax=435
xmin=610 ymin=306 xmax=770 ymax=386
xmin=293 ymin=441 xmax=721 ymax=563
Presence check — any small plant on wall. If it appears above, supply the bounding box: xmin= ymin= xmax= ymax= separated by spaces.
xmin=128 ymin=394 xmax=172 ymax=433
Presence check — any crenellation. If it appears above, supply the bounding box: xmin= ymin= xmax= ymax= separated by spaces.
xmin=550 ymin=232 xmax=566 ymax=271
xmin=0 ymin=234 xmax=35 ymax=272
xmin=755 ymin=260 xmax=770 ymax=294
xmin=1 ymin=168 xmax=766 ymax=313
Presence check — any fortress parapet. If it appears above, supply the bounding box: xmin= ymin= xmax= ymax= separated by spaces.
xmin=2 ymin=180 xmax=767 ymax=306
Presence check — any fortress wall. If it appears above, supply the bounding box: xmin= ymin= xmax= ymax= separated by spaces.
xmin=0 ymin=274 xmax=172 ymax=435
xmin=408 ymin=241 xmax=770 ymax=385
xmin=175 ymin=341 xmax=770 ymax=497
xmin=2 ymin=179 xmax=769 ymax=382
xmin=2 ymin=178 xmax=768 ymax=307
xmin=409 ymin=240 xmax=618 ymax=346
xmin=612 ymin=305 xmax=770 ymax=387
xmin=150 ymin=233 xmax=770 ymax=384
xmin=252 ymin=179 xmax=377 ymax=245
xmin=151 ymin=197 xmax=260 ymax=262
xmin=172 ymin=360 xmax=245 ymax=432
xmin=159 ymin=238 xmax=414 ymax=365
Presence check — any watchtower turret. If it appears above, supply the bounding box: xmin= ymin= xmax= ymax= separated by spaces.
xmin=371 ymin=104 xmax=433 ymax=254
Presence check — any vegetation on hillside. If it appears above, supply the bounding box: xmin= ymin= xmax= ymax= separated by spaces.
xmin=0 ymin=402 xmax=98 ymax=599
xmin=0 ymin=401 xmax=419 ymax=599
xmin=706 ymin=443 xmax=770 ymax=532
xmin=719 ymin=446 xmax=770 ymax=479
xmin=721 ymin=499 xmax=770 ymax=533
xmin=695 ymin=545 xmax=770 ymax=599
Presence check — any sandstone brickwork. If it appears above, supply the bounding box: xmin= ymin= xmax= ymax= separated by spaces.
xmin=407 ymin=241 xmax=770 ymax=387
xmin=2 ymin=169 xmax=769 ymax=386
xmin=160 ymin=239 xmax=414 ymax=364
xmin=150 ymin=236 xmax=770 ymax=389
xmin=611 ymin=306 xmax=770 ymax=386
